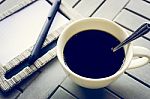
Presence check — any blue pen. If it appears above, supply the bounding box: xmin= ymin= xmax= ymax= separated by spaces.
xmin=28 ymin=0 xmax=61 ymax=65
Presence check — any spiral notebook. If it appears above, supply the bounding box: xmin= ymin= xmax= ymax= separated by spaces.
xmin=0 ymin=0 xmax=69 ymax=91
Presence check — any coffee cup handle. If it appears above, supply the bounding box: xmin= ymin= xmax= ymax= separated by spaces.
xmin=128 ymin=46 xmax=150 ymax=69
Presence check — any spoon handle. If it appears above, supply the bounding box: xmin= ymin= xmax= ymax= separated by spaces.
xmin=113 ymin=23 xmax=150 ymax=52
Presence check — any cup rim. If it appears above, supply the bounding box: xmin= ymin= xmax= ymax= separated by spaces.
xmin=57 ymin=17 xmax=133 ymax=82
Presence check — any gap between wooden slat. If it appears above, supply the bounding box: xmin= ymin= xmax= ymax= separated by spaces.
xmin=125 ymin=8 xmax=150 ymax=21
xmin=143 ymin=0 xmax=150 ymax=4
xmin=111 ymin=0 xmax=130 ymax=21
xmin=59 ymin=86 xmax=79 ymax=99
xmin=125 ymin=72 xmax=150 ymax=88
xmin=47 ymin=85 xmax=60 ymax=99
xmin=90 ymin=0 xmax=106 ymax=17
xmin=142 ymin=36 xmax=150 ymax=41
xmin=72 ymin=0 xmax=81 ymax=8
xmin=105 ymin=87 xmax=123 ymax=99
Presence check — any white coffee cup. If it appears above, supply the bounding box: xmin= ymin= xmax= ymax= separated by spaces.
xmin=57 ymin=18 xmax=150 ymax=89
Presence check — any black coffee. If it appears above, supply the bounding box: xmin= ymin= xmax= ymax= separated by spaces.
xmin=63 ymin=30 xmax=125 ymax=78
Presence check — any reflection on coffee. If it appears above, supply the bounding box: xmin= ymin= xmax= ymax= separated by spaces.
xmin=63 ymin=30 xmax=125 ymax=78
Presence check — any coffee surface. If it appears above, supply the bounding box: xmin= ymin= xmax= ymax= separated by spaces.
xmin=63 ymin=30 xmax=125 ymax=78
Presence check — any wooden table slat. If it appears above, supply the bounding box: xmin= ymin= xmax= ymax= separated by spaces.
xmin=93 ymin=0 xmax=129 ymax=20
xmin=126 ymin=0 xmax=150 ymax=20
xmin=74 ymin=0 xmax=104 ymax=17
xmin=61 ymin=77 xmax=121 ymax=99
xmin=126 ymin=63 xmax=150 ymax=87
xmin=107 ymin=74 xmax=150 ymax=99
xmin=114 ymin=9 xmax=150 ymax=38
xmin=50 ymin=87 xmax=77 ymax=99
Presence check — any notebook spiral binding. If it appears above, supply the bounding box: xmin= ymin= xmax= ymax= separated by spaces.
xmin=0 ymin=0 xmax=36 ymax=21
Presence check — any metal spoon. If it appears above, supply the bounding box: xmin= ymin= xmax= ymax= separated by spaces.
xmin=112 ymin=23 xmax=150 ymax=52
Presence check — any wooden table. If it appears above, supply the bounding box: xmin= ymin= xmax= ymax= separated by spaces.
xmin=0 ymin=0 xmax=150 ymax=99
